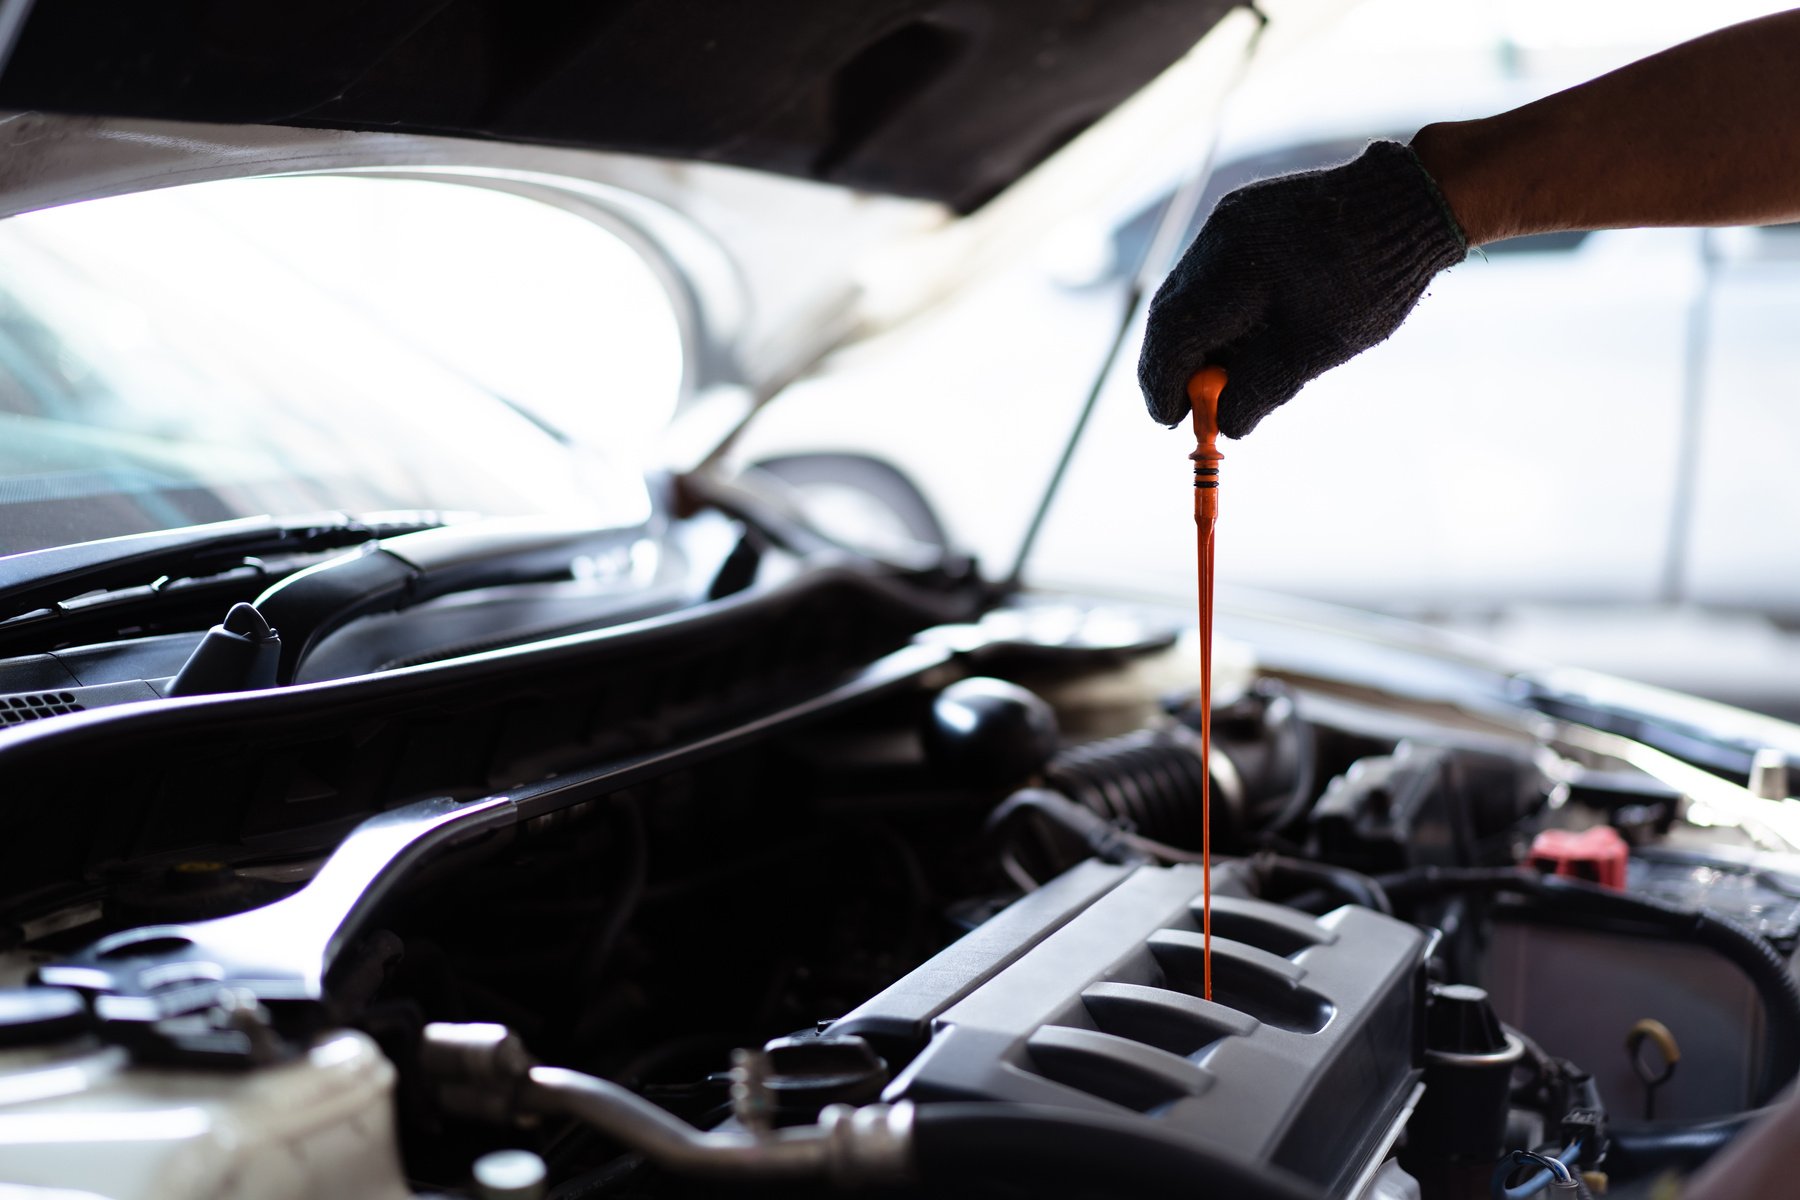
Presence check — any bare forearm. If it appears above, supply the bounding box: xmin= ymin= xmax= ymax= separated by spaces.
xmin=1411 ymin=10 xmax=1800 ymax=245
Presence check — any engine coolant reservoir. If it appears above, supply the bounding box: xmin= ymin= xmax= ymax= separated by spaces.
xmin=0 ymin=1012 xmax=408 ymax=1200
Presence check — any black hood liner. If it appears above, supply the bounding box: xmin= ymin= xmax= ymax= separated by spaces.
xmin=0 ymin=0 xmax=1237 ymax=212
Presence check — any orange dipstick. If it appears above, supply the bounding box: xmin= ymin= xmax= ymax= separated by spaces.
xmin=1188 ymin=365 xmax=1227 ymax=1002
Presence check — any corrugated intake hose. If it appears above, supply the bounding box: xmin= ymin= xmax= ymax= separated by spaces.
xmin=1046 ymin=727 xmax=1225 ymax=851
xmin=1376 ymin=867 xmax=1800 ymax=1105
xmin=910 ymin=1103 xmax=1321 ymax=1200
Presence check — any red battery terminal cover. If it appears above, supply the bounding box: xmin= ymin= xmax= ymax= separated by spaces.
xmin=1528 ymin=826 xmax=1630 ymax=890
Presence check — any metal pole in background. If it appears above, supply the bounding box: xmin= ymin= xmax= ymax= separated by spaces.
xmin=0 ymin=0 xmax=36 ymax=82
xmin=1003 ymin=10 xmax=1267 ymax=591
xmin=1659 ymin=229 xmax=1719 ymax=605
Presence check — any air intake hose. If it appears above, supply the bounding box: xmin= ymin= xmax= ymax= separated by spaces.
xmin=1606 ymin=1108 xmax=1771 ymax=1178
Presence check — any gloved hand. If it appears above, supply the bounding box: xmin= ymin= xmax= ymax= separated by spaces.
xmin=1137 ymin=140 xmax=1466 ymax=437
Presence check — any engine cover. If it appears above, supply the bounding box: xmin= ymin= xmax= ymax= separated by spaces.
xmin=832 ymin=862 xmax=1429 ymax=1198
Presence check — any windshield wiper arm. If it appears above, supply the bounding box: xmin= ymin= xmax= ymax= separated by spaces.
xmin=255 ymin=515 xmax=653 ymax=685
xmin=0 ymin=512 xmax=452 ymax=623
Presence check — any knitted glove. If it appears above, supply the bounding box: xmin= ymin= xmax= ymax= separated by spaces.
xmin=1137 ymin=140 xmax=1466 ymax=437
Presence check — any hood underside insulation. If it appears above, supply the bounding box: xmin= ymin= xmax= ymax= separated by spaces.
xmin=0 ymin=0 xmax=1240 ymax=212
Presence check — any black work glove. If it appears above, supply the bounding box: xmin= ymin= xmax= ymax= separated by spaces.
xmin=1137 ymin=140 xmax=1466 ymax=437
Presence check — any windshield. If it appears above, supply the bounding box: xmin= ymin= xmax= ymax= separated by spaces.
xmin=0 ymin=175 xmax=679 ymax=556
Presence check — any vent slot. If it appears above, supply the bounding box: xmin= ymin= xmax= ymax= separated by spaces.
xmin=0 ymin=691 xmax=83 ymax=724
xmin=1194 ymin=898 xmax=1335 ymax=959
xmin=1025 ymin=1025 xmax=1212 ymax=1112
xmin=1081 ymin=981 xmax=1258 ymax=1056
xmin=1149 ymin=931 xmax=1333 ymax=1034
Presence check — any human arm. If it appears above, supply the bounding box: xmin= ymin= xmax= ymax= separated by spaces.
xmin=1414 ymin=9 xmax=1800 ymax=246
xmin=1138 ymin=10 xmax=1800 ymax=437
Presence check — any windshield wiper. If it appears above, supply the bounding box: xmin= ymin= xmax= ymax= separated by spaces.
xmin=0 ymin=512 xmax=453 ymax=624
xmin=255 ymin=515 xmax=655 ymax=684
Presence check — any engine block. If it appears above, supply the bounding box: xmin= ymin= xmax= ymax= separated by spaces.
xmin=833 ymin=862 xmax=1430 ymax=1198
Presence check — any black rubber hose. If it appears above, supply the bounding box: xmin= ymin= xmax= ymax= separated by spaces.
xmin=1253 ymin=853 xmax=1393 ymax=915
xmin=911 ymin=1102 xmax=1321 ymax=1200
xmin=1606 ymin=1108 xmax=1771 ymax=1178
xmin=1377 ymin=867 xmax=1800 ymax=1105
xmin=988 ymin=788 xmax=1154 ymax=867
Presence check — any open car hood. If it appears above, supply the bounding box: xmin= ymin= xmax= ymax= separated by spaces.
xmin=0 ymin=2 xmax=1332 ymax=425
xmin=0 ymin=0 xmax=1245 ymax=213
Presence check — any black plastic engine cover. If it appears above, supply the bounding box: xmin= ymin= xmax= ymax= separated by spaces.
xmin=832 ymin=862 xmax=1429 ymax=1198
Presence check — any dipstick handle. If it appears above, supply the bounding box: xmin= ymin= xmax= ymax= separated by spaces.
xmin=1188 ymin=367 xmax=1227 ymax=524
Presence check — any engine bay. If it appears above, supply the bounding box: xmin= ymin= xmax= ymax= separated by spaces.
xmin=1 ymin=484 xmax=1798 ymax=1200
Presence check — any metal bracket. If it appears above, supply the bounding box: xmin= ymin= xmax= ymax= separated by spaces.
xmin=32 ymin=614 xmax=1164 ymax=1067
xmin=39 ymin=794 xmax=516 ymax=1064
